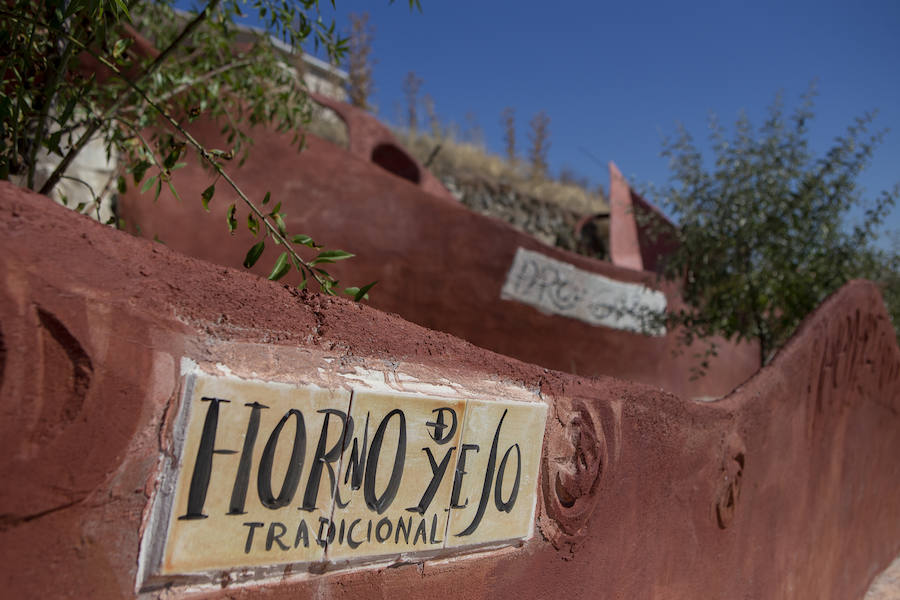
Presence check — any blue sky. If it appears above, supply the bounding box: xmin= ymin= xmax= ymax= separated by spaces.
xmin=188 ymin=0 xmax=900 ymax=245
xmin=309 ymin=0 xmax=900 ymax=244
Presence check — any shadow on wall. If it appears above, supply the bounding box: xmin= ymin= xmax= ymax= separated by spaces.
xmin=371 ymin=143 xmax=420 ymax=184
xmin=309 ymin=93 xmax=457 ymax=202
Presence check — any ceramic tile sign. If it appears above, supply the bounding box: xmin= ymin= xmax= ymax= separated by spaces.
xmin=501 ymin=247 xmax=667 ymax=335
xmin=147 ymin=373 xmax=547 ymax=579
xmin=158 ymin=375 xmax=349 ymax=574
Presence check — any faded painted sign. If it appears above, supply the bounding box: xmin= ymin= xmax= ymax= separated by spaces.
xmin=501 ymin=247 xmax=666 ymax=335
xmin=146 ymin=372 xmax=547 ymax=579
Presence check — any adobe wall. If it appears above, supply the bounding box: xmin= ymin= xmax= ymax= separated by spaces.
xmin=118 ymin=121 xmax=758 ymax=400
xmin=606 ymin=162 xmax=680 ymax=274
xmin=2 ymin=183 xmax=899 ymax=598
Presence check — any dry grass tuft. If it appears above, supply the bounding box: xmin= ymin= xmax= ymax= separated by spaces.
xmin=396 ymin=131 xmax=607 ymax=216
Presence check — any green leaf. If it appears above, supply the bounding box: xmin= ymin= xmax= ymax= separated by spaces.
xmin=227 ymin=204 xmax=237 ymax=233
xmin=262 ymin=191 xmax=271 ymax=206
xmin=113 ymin=38 xmax=130 ymax=60
xmin=311 ymin=249 xmax=355 ymax=264
xmin=59 ymin=95 xmax=78 ymax=125
xmin=47 ymin=130 xmax=63 ymax=154
xmin=132 ymin=160 xmax=151 ymax=184
xmin=353 ymin=280 xmax=377 ymax=302
xmin=163 ymin=148 xmax=180 ymax=170
xmin=74 ymin=202 xmax=87 ymax=213
xmin=273 ymin=213 xmax=287 ymax=236
xmin=201 ymin=184 xmax=215 ymax=211
xmin=140 ymin=174 xmax=157 ymax=194
xmin=248 ymin=213 xmax=259 ymax=236
xmin=267 ymin=252 xmax=290 ymax=281
xmin=269 ymin=201 xmax=282 ymax=215
xmin=243 ymin=241 xmax=265 ymax=268
xmin=297 ymin=276 xmax=307 ymax=291
xmin=167 ymin=181 xmax=182 ymax=203
xmin=291 ymin=234 xmax=315 ymax=247
xmin=112 ymin=38 xmax=129 ymax=60
xmin=113 ymin=0 xmax=132 ymax=21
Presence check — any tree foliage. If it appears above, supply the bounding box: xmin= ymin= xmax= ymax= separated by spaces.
xmin=0 ymin=0 xmax=414 ymax=297
xmin=650 ymin=87 xmax=898 ymax=366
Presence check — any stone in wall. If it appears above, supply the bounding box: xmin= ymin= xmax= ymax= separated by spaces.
xmin=443 ymin=176 xmax=601 ymax=258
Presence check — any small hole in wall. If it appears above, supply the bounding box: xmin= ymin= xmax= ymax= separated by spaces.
xmin=371 ymin=143 xmax=421 ymax=184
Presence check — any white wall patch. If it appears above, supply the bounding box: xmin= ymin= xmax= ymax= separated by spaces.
xmin=501 ymin=247 xmax=666 ymax=335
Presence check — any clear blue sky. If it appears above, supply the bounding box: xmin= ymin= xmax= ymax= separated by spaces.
xmin=190 ymin=0 xmax=900 ymax=245
xmin=311 ymin=0 xmax=900 ymax=244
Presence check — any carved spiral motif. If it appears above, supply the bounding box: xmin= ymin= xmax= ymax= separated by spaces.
xmin=540 ymin=398 xmax=617 ymax=549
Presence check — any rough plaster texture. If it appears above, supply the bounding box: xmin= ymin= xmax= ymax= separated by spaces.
xmin=117 ymin=121 xmax=757 ymax=400
xmin=2 ymin=182 xmax=900 ymax=598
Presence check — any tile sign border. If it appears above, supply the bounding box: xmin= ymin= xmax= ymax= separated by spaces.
xmin=138 ymin=368 xmax=548 ymax=591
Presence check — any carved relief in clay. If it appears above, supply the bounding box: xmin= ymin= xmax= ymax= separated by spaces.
xmin=539 ymin=396 xmax=621 ymax=550
xmin=714 ymin=433 xmax=745 ymax=530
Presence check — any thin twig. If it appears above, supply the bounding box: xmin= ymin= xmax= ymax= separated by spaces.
xmin=28 ymin=38 xmax=75 ymax=188
xmin=104 ymin=49 xmax=327 ymax=286
xmin=153 ymin=58 xmax=254 ymax=104
xmin=9 ymin=5 xmax=331 ymax=291
xmin=30 ymin=0 xmax=222 ymax=195
xmin=57 ymin=174 xmax=98 ymax=204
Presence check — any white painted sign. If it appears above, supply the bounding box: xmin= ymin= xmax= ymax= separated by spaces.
xmin=501 ymin=247 xmax=666 ymax=335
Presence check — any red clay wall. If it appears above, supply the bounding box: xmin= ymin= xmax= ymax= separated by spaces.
xmin=606 ymin=162 xmax=681 ymax=275
xmin=2 ymin=183 xmax=899 ymax=598
xmin=118 ymin=121 xmax=757 ymax=400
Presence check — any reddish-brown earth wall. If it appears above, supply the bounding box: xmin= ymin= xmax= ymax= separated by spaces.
xmin=118 ymin=116 xmax=757 ymax=400
xmin=2 ymin=183 xmax=900 ymax=598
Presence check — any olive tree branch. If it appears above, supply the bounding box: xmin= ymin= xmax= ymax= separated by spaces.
xmin=26 ymin=0 xmax=222 ymax=195
xmin=27 ymin=37 xmax=76 ymax=189
xmin=151 ymin=58 xmax=255 ymax=104
xmin=89 ymin=31 xmax=333 ymax=289
xmin=57 ymin=174 xmax=99 ymax=204
xmin=9 ymin=5 xmax=352 ymax=295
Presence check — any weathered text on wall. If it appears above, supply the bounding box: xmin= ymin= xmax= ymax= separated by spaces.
xmin=501 ymin=247 xmax=666 ymax=334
